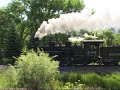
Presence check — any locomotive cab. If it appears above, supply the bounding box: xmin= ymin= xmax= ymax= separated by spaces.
xmin=82 ymin=40 xmax=104 ymax=64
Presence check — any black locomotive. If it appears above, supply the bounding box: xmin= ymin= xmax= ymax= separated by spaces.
xmin=38 ymin=40 xmax=120 ymax=65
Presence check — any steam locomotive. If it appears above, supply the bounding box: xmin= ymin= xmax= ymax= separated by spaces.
xmin=37 ymin=40 xmax=120 ymax=65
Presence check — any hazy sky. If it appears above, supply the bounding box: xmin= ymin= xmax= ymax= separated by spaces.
xmin=0 ymin=0 xmax=11 ymax=7
xmin=84 ymin=0 xmax=120 ymax=14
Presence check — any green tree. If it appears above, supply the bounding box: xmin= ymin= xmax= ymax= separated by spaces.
xmin=18 ymin=0 xmax=84 ymax=48
xmin=39 ymin=33 xmax=70 ymax=46
xmin=6 ymin=1 xmax=28 ymax=47
xmin=103 ymin=30 xmax=114 ymax=46
xmin=0 ymin=8 xmax=10 ymax=52
xmin=0 ymin=1 xmax=25 ymax=53
xmin=4 ymin=20 xmax=22 ymax=64
xmin=0 ymin=0 xmax=84 ymax=51
xmin=94 ymin=30 xmax=120 ymax=46
xmin=113 ymin=33 xmax=120 ymax=45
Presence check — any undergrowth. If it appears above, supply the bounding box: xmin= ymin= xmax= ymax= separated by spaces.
xmin=60 ymin=72 xmax=120 ymax=90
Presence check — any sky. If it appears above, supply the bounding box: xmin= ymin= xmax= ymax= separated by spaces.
xmin=0 ymin=0 xmax=11 ymax=7
xmin=84 ymin=0 xmax=120 ymax=15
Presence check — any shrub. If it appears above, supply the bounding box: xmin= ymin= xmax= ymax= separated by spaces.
xmin=0 ymin=66 xmax=18 ymax=88
xmin=0 ymin=50 xmax=60 ymax=89
xmin=14 ymin=50 xmax=60 ymax=90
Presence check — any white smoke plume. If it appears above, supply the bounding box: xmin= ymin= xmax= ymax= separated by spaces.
xmin=35 ymin=9 xmax=120 ymax=39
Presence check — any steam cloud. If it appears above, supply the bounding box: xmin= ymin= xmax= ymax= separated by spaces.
xmin=35 ymin=9 xmax=120 ymax=39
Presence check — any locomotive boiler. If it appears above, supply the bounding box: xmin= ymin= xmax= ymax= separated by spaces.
xmin=38 ymin=40 xmax=120 ymax=65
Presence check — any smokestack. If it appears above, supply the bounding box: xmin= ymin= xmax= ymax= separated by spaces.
xmin=35 ymin=9 xmax=120 ymax=39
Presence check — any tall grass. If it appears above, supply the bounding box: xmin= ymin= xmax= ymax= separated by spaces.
xmin=60 ymin=72 xmax=120 ymax=90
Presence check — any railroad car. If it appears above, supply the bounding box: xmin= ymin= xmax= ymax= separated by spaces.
xmin=36 ymin=40 xmax=120 ymax=65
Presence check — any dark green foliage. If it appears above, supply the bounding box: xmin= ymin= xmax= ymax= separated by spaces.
xmin=0 ymin=5 xmax=24 ymax=63
xmin=60 ymin=72 xmax=120 ymax=90
xmin=0 ymin=9 xmax=10 ymax=53
xmin=27 ymin=31 xmax=39 ymax=49
xmin=38 ymin=33 xmax=70 ymax=46
xmin=95 ymin=30 xmax=120 ymax=46
xmin=103 ymin=30 xmax=115 ymax=46
xmin=4 ymin=21 xmax=22 ymax=64
xmin=37 ymin=30 xmax=91 ymax=46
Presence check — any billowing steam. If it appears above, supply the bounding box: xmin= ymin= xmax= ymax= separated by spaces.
xmin=35 ymin=9 xmax=120 ymax=39
xmin=68 ymin=33 xmax=97 ymax=42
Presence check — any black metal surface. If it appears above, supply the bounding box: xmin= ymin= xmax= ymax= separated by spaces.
xmin=37 ymin=40 xmax=120 ymax=66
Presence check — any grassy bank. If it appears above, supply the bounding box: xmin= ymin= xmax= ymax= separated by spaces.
xmin=1 ymin=67 xmax=120 ymax=90
xmin=60 ymin=72 xmax=120 ymax=90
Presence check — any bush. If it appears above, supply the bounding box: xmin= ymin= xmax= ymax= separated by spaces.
xmin=0 ymin=50 xmax=60 ymax=89
xmin=12 ymin=50 xmax=60 ymax=90
xmin=0 ymin=66 xmax=18 ymax=88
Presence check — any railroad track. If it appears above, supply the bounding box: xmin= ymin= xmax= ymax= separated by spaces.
xmin=1 ymin=65 xmax=120 ymax=73
xmin=59 ymin=65 xmax=120 ymax=73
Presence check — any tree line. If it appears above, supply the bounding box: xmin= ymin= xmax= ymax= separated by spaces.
xmin=0 ymin=0 xmax=120 ymax=64
xmin=0 ymin=0 xmax=84 ymax=64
